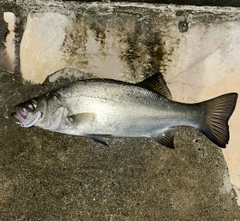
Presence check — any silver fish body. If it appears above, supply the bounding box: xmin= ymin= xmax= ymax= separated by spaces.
xmin=12 ymin=73 xmax=238 ymax=148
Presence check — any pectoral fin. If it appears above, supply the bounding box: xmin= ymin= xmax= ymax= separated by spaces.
xmin=152 ymin=127 xmax=176 ymax=149
xmin=137 ymin=72 xmax=172 ymax=100
xmin=68 ymin=113 xmax=96 ymax=125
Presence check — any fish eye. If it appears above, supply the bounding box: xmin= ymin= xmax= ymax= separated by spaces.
xmin=25 ymin=100 xmax=37 ymax=112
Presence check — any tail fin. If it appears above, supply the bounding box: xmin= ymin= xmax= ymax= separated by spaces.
xmin=199 ymin=93 xmax=238 ymax=148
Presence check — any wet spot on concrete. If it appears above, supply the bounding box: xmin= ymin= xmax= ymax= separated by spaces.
xmin=0 ymin=72 xmax=11 ymax=84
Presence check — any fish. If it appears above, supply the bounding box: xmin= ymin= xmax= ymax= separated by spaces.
xmin=11 ymin=72 xmax=238 ymax=148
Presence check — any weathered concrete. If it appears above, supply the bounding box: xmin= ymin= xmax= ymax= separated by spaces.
xmin=0 ymin=1 xmax=240 ymax=219
xmin=1 ymin=70 xmax=240 ymax=219
xmin=0 ymin=12 xmax=14 ymax=73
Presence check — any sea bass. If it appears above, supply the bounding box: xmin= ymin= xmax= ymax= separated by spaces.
xmin=12 ymin=73 xmax=238 ymax=148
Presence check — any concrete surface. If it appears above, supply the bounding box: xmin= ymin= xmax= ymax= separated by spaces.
xmin=1 ymin=1 xmax=240 ymax=220
xmin=1 ymin=70 xmax=239 ymax=220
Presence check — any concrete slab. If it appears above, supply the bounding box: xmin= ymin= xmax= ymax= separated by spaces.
xmin=0 ymin=1 xmax=240 ymax=219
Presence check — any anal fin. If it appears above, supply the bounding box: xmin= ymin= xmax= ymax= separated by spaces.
xmin=152 ymin=127 xmax=176 ymax=149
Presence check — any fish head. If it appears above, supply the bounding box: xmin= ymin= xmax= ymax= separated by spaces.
xmin=11 ymin=97 xmax=46 ymax=128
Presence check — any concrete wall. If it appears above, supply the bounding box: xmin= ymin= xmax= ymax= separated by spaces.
xmin=0 ymin=1 xmax=240 ymax=219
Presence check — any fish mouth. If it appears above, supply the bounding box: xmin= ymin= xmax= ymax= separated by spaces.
xmin=11 ymin=106 xmax=28 ymax=122
xmin=11 ymin=106 xmax=42 ymax=128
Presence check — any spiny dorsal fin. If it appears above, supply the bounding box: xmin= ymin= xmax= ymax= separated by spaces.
xmin=136 ymin=72 xmax=172 ymax=100
xmin=152 ymin=127 xmax=176 ymax=149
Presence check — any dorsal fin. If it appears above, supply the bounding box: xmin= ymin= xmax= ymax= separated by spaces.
xmin=136 ymin=72 xmax=172 ymax=100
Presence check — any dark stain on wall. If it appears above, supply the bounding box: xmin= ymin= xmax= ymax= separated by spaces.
xmin=0 ymin=13 xmax=9 ymax=51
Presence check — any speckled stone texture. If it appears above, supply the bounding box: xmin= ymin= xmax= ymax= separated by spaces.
xmin=0 ymin=1 xmax=240 ymax=220
xmin=1 ymin=70 xmax=239 ymax=220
